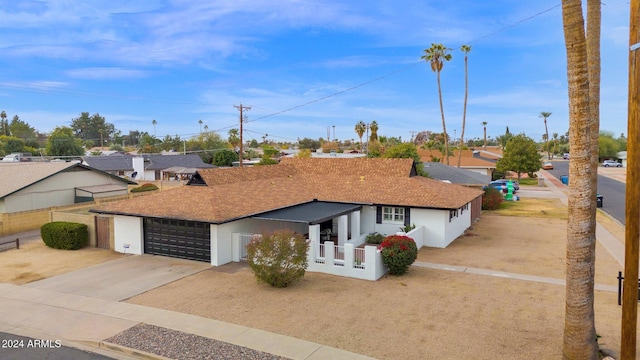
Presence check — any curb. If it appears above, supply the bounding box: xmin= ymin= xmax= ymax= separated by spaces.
xmin=73 ymin=339 xmax=173 ymax=360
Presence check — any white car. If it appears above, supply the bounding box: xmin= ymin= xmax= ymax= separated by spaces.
xmin=602 ymin=160 xmax=621 ymax=167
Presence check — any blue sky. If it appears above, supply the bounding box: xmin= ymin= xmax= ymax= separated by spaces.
xmin=0 ymin=1 xmax=631 ymax=145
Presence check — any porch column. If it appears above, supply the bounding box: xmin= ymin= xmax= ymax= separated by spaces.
xmin=350 ymin=210 xmax=361 ymax=241
xmin=338 ymin=214 xmax=348 ymax=246
xmin=309 ymin=224 xmax=321 ymax=256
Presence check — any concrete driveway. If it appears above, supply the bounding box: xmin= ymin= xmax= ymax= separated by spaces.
xmin=24 ymin=255 xmax=210 ymax=301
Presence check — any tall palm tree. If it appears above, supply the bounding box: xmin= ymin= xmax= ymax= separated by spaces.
xmin=422 ymin=43 xmax=452 ymax=165
xmin=540 ymin=112 xmax=552 ymax=159
xmin=560 ymin=0 xmax=598 ymax=358
xmin=369 ymin=121 xmax=379 ymax=142
xmin=0 ymin=111 xmax=7 ymax=136
xmin=458 ymin=45 xmax=472 ymax=168
xmin=552 ymin=132 xmax=559 ymax=155
xmin=355 ymin=121 xmax=366 ymax=152
xmin=481 ymin=121 xmax=488 ymax=149
xmin=198 ymin=119 xmax=203 ymax=133
xmin=152 ymin=119 xmax=157 ymax=136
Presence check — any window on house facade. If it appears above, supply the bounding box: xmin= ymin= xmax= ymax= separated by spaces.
xmin=383 ymin=206 xmax=404 ymax=223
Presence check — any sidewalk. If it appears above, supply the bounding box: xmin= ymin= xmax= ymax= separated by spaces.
xmin=0 ymin=282 xmax=373 ymax=360
xmin=540 ymin=170 xmax=625 ymax=266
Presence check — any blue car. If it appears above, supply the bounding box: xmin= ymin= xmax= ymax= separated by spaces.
xmin=488 ymin=179 xmax=519 ymax=193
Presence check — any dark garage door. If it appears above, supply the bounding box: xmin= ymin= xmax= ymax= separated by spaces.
xmin=144 ymin=218 xmax=210 ymax=262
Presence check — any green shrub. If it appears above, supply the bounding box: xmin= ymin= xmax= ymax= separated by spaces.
xmin=399 ymin=223 xmax=416 ymax=233
xmin=246 ymin=230 xmax=309 ymax=288
xmin=41 ymin=222 xmax=88 ymax=250
xmin=365 ymin=232 xmax=385 ymax=244
xmin=482 ymin=187 xmax=503 ymax=210
xmin=131 ymin=183 xmax=159 ymax=193
xmin=379 ymin=235 xmax=418 ymax=276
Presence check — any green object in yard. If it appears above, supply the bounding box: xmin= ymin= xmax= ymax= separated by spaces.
xmin=505 ymin=180 xmax=514 ymax=201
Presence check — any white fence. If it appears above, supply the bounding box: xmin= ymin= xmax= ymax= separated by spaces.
xmin=232 ymin=233 xmax=261 ymax=262
xmin=308 ymin=241 xmax=386 ymax=281
xmin=232 ymin=235 xmax=387 ymax=281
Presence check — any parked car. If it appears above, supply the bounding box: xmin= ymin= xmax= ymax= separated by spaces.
xmin=542 ymin=162 xmax=554 ymax=170
xmin=488 ymin=179 xmax=519 ymax=193
xmin=602 ymin=160 xmax=621 ymax=167
xmin=563 ymin=153 xmax=570 ymax=160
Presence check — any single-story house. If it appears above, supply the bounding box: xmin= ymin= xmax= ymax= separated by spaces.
xmin=90 ymin=158 xmax=483 ymax=280
xmin=0 ymin=162 xmax=136 ymax=213
xmin=82 ymin=153 xmax=214 ymax=181
xmin=419 ymin=149 xmax=499 ymax=177
xmin=422 ymin=162 xmax=490 ymax=188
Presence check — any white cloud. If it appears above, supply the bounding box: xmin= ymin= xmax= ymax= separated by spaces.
xmin=65 ymin=67 xmax=148 ymax=80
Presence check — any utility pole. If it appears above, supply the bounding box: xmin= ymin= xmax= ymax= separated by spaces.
xmin=332 ymin=125 xmax=336 ymax=142
xmin=622 ymin=0 xmax=639 ymax=358
xmin=410 ymin=130 xmax=416 ymax=143
xmin=234 ymin=104 xmax=251 ymax=168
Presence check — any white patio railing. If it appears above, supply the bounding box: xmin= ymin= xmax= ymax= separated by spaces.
xmin=232 ymin=235 xmax=387 ymax=281
xmin=308 ymin=241 xmax=386 ymax=281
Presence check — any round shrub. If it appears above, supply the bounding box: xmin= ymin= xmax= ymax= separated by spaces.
xmin=482 ymin=187 xmax=503 ymax=210
xmin=41 ymin=222 xmax=88 ymax=250
xmin=246 ymin=230 xmax=309 ymax=288
xmin=378 ymin=235 xmax=418 ymax=276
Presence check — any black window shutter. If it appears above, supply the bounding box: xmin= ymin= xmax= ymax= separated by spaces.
xmin=404 ymin=207 xmax=411 ymax=226
xmin=376 ymin=206 xmax=382 ymax=224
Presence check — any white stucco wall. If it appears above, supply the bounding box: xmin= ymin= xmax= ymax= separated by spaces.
xmin=214 ymin=218 xmax=309 ymax=266
xmin=4 ymin=169 xmax=128 ymax=213
xmin=113 ymin=215 xmax=143 ymax=254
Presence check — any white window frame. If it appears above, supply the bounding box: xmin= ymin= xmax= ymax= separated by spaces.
xmin=383 ymin=206 xmax=405 ymax=223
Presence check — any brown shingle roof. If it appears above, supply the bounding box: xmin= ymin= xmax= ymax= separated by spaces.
xmin=93 ymin=158 xmax=482 ymax=223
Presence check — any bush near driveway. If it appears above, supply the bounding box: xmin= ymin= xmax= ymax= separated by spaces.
xmin=246 ymin=230 xmax=309 ymax=288
xmin=41 ymin=222 xmax=88 ymax=250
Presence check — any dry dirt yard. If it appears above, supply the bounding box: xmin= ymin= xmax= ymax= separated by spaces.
xmin=127 ymin=197 xmax=633 ymax=360
xmin=0 ymin=197 xmax=632 ymax=359
xmin=0 ymin=240 xmax=121 ymax=284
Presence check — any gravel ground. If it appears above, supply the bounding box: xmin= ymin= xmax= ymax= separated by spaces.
xmin=106 ymin=323 xmax=290 ymax=360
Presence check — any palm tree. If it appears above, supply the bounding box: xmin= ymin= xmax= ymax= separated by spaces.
xmin=540 ymin=112 xmax=552 ymax=159
xmin=355 ymin=121 xmax=366 ymax=152
xmin=198 ymin=119 xmax=203 ymax=133
xmin=0 ymin=111 xmax=7 ymax=136
xmin=458 ymin=45 xmax=472 ymax=168
xmin=369 ymin=121 xmax=379 ymax=142
xmin=422 ymin=43 xmax=452 ymax=165
xmin=152 ymin=119 xmax=157 ymax=136
xmin=481 ymin=121 xmax=488 ymax=149
xmin=560 ymin=0 xmax=598 ymax=358
xmin=552 ymin=132 xmax=559 ymax=155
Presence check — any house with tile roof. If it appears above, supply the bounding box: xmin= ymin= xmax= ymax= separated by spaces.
xmin=422 ymin=162 xmax=490 ymax=187
xmin=90 ymin=158 xmax=483 ymax=280
xmin=419 ymin=149 xmax=499 ymax=177
xmin=82 ymin=153 xmax=214 ymax=181
xmin=0 ymin=162 xmax=136 ymax=214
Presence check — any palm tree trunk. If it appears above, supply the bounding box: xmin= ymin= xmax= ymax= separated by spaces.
xmin=458 ymin=54 xmax=469 ymax=168
xmin=544 ymin=119 xmax=550 ymax=160
xmin=561 ymin=0 xmax=598 ymax=358
xmin=437 ymin=71 xmax=449 ymax=165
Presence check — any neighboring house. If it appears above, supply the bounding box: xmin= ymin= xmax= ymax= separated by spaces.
xmin=83 ymin=153 xmax=214 ymax=181
xmin=0 ymin=162 xmax=136 ymax=213
xmin=423 ymin=162 xmax=490 ymax=188
xmin=418 ymin=149 xmax=498 ymax=177
xmin=90 ymin=158 xmax=483 ymax=280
